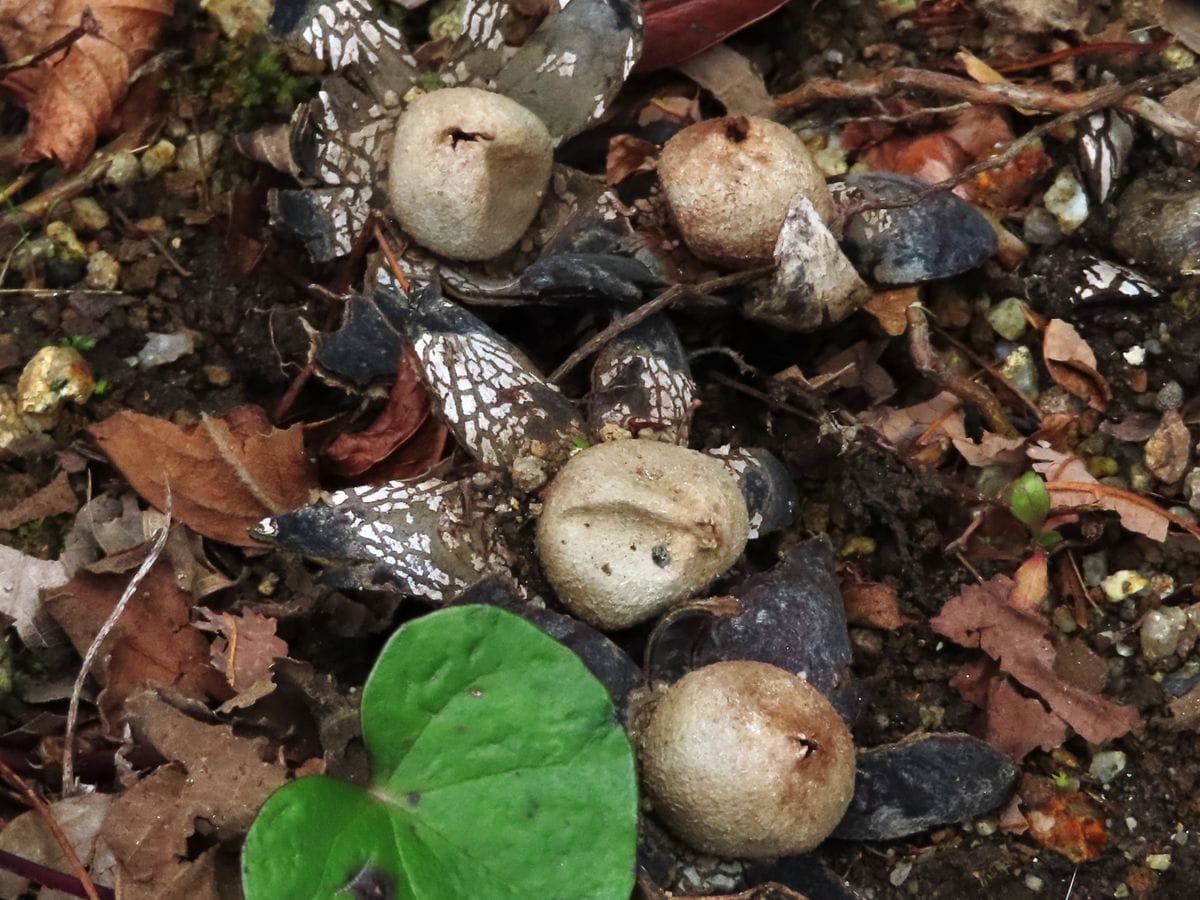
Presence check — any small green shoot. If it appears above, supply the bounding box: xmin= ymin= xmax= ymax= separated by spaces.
xmin=1008 ymin=471 xmax=1062 ymax=547
xmin=59 ymin=334 xmax=96 ymax=352
xmin=242 ymin=605 xmax=637 ymax=900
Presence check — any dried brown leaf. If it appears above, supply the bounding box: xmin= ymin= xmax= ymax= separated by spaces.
xmin=0 ymin=793 xmax=114 ymax=898
xmin=952 ymin=431 xmax=1027 ymax=467
xmin=605 ymin=133 xmax=659 ymax=185
xmin=931 ymin=574 xmax=1140 ymax=745
xmin=1010 ymin=551 xmax=1049 ymax=613
xmin=860 ymin=391 xmax=965 ymax=448
xmin=839 ymin=571 xmax=909 ymax=630
xmin=1042 ymin=319 xmax=1111 ymax=412
xmin=862 ymin=287 xmax=917 ymax=336
xmin=89 ymin=405 xmax=318 ymax=547
xmin=42 ymin=560 xmax=229 ymax=721
xmin=0 ymin=0 xmax=173 ymax=167
xmin=0 ymin=470 xmax=77 ymax=529
xmin=675 ymin=43 xmax=776 ymax=119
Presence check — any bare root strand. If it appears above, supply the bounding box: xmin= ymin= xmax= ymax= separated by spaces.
xmin=906 ymin=304 xmax=1018 ymax=438
xmin=775 ymin=65 xmax=1200 ymax=144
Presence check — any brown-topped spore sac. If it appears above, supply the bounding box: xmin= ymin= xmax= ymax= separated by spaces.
xmin=637 ymin=661 xmax=856 ymax=859
xmin=657 ymin=115 xmax=834 ymax=267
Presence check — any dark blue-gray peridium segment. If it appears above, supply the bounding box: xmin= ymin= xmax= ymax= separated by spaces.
xmin=832 ymin=173 xmax=998 ymax=285
xmin=312 ymin=273 xmax=411 ymax=388
xmin=489 ymin=0 xmax=643 ymax=142
xmin=693 ymin=537 xmax=859 ymax=723
xmin=833 ymin=733 xmax=1018 ymax=841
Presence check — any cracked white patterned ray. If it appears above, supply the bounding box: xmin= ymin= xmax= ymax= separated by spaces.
xmin=298 ymin=0 xmax=407 ymax=69
xmin=283 ymin=478 xmax=501 ymax=600
xmin=402 ymin=288 xmax=585 ymax=469
xmin=589 ymin=317 xmax=694 ymax=444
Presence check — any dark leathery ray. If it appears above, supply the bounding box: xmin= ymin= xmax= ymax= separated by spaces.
xmin=400 ymin=283 xmax=587 ymax=470
xmin=270 ymin=0 xmax=411 ymax=72
xmin=587 ymin=315 xmax=694 ymax=444
xmin=269 ymin=185 xmax=373 ymax=261
xmin=252 ymin=477 xmax=505 ymax=601
xmin=519 ymin=252 xmax=662 ymax=305
xmin=1026 ymin=248 xmax=1162 ymax=317
xmin=313 ymin=291 xmax=406 ymax=390
xmin=705 ymin=445 xmax=798 ymax=539
xmin=493 ymin=0 xmax=643 ymax=141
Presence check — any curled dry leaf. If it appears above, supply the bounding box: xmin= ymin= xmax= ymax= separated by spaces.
xmin=322 ymin=350 xmax=433 ymax=479
xmin=0 ymin=0 xmax=173 ymax=167
xmin=89 ymin=405 xmax=318 ymax=547
xmin=1042 ymin=319 xmax=1111 ymax=412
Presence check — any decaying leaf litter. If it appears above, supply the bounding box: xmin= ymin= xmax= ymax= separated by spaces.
xmin=1 ymin=0 xmax=1200 ymax=896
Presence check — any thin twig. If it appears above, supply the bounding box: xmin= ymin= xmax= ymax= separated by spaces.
xmin=906 ymin=305 xmax=1018 ymax=438
xmin=63 ymin=490 xmax=172 ymax=795
xmin=0 ymin=848 xmax=113 ymax=900
xmin=548 ymin=267 xmax=769 ymax=384
xmin=0 ymin=759 xmax=102 ymax=900
xmin=930 ymin=321 xmax=1043 ymax=421
xmin=110 ymin=207 xmax=192 ymax=278
xmin=0 ymin=10 xmax=99 ymax=76
xmin=775 ymin=66 xmax=1200 ymax=144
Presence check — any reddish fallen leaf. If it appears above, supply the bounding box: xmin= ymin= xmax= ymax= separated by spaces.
xmin=195 ymin=608 xmax=287 ymax=694
xmin=0 ymin=470 xmax=77 ymax=529
xmin=839 ymin=571 xmax=909 ymax=630
xmin=89 ymin=405 xmax=318 ymax=547
xmin=0 ymin=0 xmax=173 ymax=167
xmin=1042 ymin=319 xmax=1111 ymax=412
xmin=637 ymin=0 xmax=787 ymax=72
xmin=352 ymin=413 xmax=449 ymax=483
xmin=323 ymin=350 xmax=431 ymax=478
xmin=931 ymin=574 xmax=1141 ymax=745
xmin=42 ymin=560 xmax=230 ymax=722
xmin=864 ymin=132 xmax=971 ymax=184
xmin=949 ymin=660 xmax=1068 ymax=761
xmin=860 ymin=391 xmax=965 ymax=448
xmin=605 ymin=133 xmax=659 ymax=185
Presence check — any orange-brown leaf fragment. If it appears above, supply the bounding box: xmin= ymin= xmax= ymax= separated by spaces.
xmin=0 ymin=0 xmax=173 ymax=168
xmin=196 ymin=607 xmax=287 ymax=693
xmin=839 ymin=571 xmax=909 ymax=629
xmin=89 ymin=405 xmax=318 ymax=547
